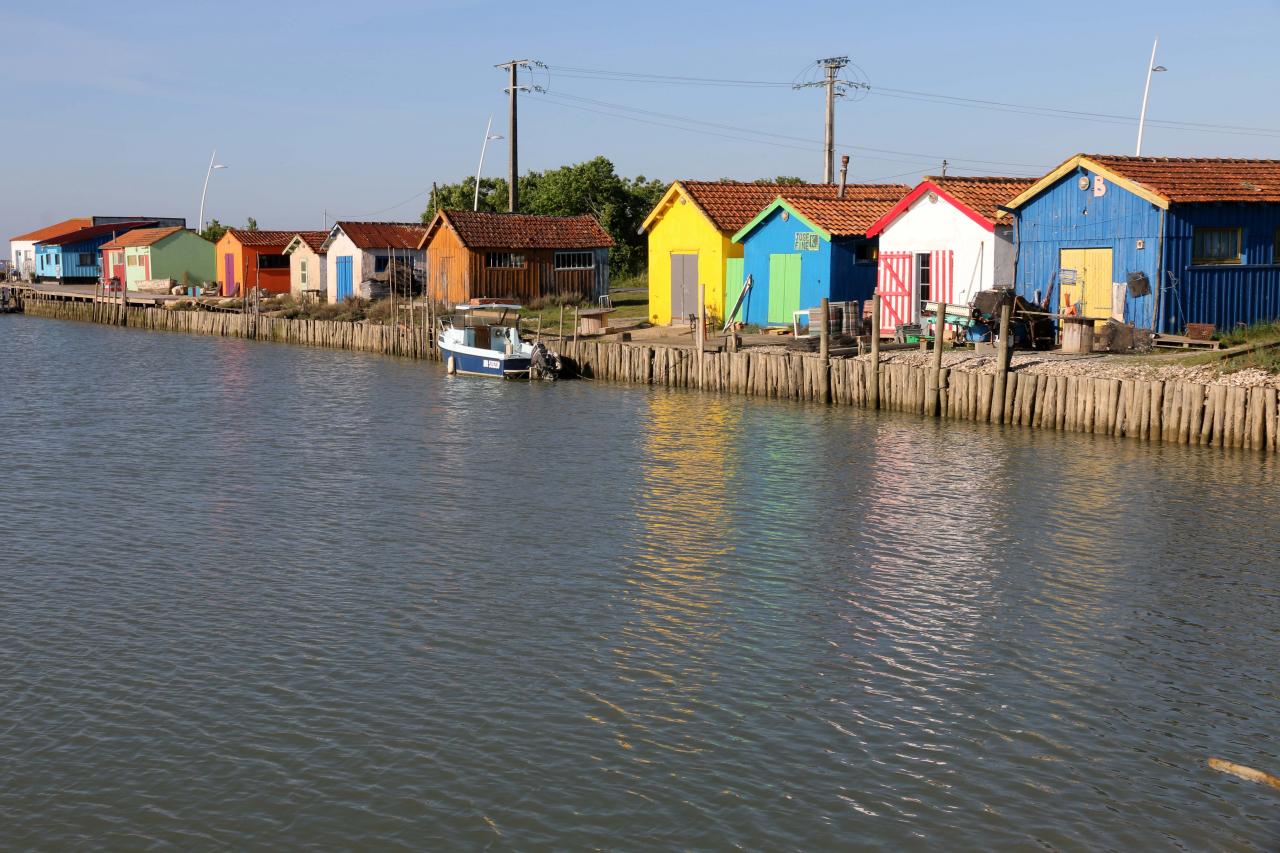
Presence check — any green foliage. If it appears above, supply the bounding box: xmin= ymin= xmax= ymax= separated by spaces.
xmin=245 ymin=217 xmax=259 ymax=231
xmin=421 ymin=156 xmax=667 ymax=277
xmin=200 ymin=219 xmax=228 ymax=243
xmin=770 ymin=176 xmax=806 ymax=185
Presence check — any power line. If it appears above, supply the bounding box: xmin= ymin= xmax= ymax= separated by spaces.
xmin=540 ymin=63 xmax=1280 ymax=140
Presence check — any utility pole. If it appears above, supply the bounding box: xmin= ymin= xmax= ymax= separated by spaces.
xmin=795 ymin=57 xmax=851 ymax=183
xmin=496 ymin=59 xmax=532 ymax=212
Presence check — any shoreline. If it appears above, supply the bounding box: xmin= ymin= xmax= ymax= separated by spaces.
xmin=15 ymin=291 xmax=1280 ymax=453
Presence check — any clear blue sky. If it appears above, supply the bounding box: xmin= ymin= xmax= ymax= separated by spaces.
xmin=5 ymin=0 xmax=1279 ymax=243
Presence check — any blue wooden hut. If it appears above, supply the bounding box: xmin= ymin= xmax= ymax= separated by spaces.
xmin=35 ymin=220 xmax=160 ymax=282
xmin=730 ymin=187 xmax=907 ymax=327
xmin=1003 ymin=154 xmax=1280 ymax=334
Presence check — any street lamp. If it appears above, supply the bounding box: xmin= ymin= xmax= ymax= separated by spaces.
xmin=474 ymin=117 xmax=504 ymax=211
xmin=1135 ymin=37 xmax=1167 ymax=156
xmin=198 ymin=149 xmax=228 ymax=235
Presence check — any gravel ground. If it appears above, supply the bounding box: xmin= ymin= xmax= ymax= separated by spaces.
xmin=841 ymin=348 xmax=1280 ymax=389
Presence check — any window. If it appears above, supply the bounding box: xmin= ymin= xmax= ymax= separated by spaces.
xmin=854 ymin=242 xmax=877 ymax=264
xmin=127 ymin=255 xmax=141 ymax=267
xmin=300 ymin=258 xmax=308 ymax=285
xmin=78 ymin=252 xmax=95 ymax=267
xmin=1192 ymin=227 xmax=1242 ymax=265
xmin=1274 ymin=228 xmax=1280 ymax=264
xmin=916 ymin=252 xmax=932 ymax=306
xmin=554 ymin=251 xmax=593 ymax=270
xmin=486 ymin=252 xmax=525 ymax=269
xmin=257 ymin=254 xmax=289 ymax=269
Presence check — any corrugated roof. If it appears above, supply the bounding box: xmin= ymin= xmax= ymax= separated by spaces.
xmin=226 ymin=229 xmax=297 ymax=248
xmin=1084 ymin=155 xmax=1280 ymax=203
xmin=430 ymin=210 xmax=614 ymax=250
xmin=333 ymin=221 xmax=428 ymax=250
xmin=922 ymin=176 xmax=1036 ymax=224
xmin=11 ymin=217 xmax=93 ymax=243
xmin=38 ymin=220 xmax=158 ymax=246
xmin=99 ymin=226 xmax=188 ymax=251
xmin=780 ymin=187 xmax=913 ymax=236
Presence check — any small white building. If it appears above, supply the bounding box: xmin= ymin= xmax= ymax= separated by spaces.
xmin=282 ymin=231 xmax=329 ymax=300
xmin=865 ymin=177 xmax=1033 ymax=335
xmin=322 ymin=221 xmax=428 ymax=303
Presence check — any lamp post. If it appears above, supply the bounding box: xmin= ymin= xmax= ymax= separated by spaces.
xmin=474 ymin=117 xmax=504 ymax=211
xmin=1135 ymin=38 xmax=1167 ymax=157
xmin=198 ymin=149 xmax=228 ymax=235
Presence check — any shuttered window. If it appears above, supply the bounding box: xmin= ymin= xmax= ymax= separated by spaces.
xmin=1192 ymin=227 xmax=1242 ymax=265
xmin=554 ymin=251 xmax=593 ymax=270
xmin=78 ymin=253 xmax=95 ymax=267
xmin=486 ymin=252 xmax=525 ymax=269
xmin=300 ymin=258 xmax=308 ymax=285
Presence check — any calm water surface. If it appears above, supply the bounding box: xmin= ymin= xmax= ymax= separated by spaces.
xmin=1 ymin=315 xmax=1278 ymax=850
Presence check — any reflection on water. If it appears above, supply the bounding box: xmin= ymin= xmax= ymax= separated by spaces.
xmin=1 ymin=316 xmax=1279 ymax=851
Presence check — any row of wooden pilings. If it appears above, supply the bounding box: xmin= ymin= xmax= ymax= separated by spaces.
xmin=20 ymin=293 xmax=1280 ymax=453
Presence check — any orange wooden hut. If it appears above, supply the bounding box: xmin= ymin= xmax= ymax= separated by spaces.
xmin=215 ymin=229 xmax=296 ymax=296
xmin=419 ymin=210 xmax=614 ymax=306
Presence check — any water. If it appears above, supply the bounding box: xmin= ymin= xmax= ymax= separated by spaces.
xmin=2 ymin=315 xmax=1278 ymax=851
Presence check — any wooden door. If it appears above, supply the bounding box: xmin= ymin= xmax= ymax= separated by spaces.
xmin=724 ymin=258 xmax=746 ymax=324
xmin=877 ymin=251 xmax=914 ymax=334
xmin=767 ymin=253 xmax=801 ymax=325
xmin=223 ymin=253 xmax=236 ymax=296
xmin=669 ymin=253 xmax=698 ymax=323
xmin=336 ymin=256 xmax=353 ymax=300
xmin=1059 ymin=248 xmax=1113 ymax=320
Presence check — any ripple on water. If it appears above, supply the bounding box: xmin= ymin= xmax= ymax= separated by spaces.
xmin=1 ymin=316 xmax=1279 ymax=850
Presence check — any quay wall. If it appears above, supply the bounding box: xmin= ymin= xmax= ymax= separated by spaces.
xmin=19 ymin=294 xmax=1280 ymax=453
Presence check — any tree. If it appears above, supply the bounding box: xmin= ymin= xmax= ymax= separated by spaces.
xmin=200 ymin=219 xmax=228 ymax=243
xmin=245 ymin=217 xmax=259 ymax=231
xmin=420 ymin=156 xmax=667 ymax=277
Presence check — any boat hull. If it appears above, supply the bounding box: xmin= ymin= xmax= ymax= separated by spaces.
xmin=440 ymin=341 xmax=531 ymax=379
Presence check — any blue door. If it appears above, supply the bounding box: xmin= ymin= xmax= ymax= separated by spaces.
xmin=336 ymin=255 xmax=353 ymax=300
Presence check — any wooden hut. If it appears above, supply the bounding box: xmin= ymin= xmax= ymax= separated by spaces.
xmin=419 ymin=210 xmax=613 ymax=306
xmin=322 ymin=221 xmax=427 ymax=303
xmin=866 ymin=176 xmax=1033 ymax=335
xmin=731 ymin=188 xmax=909 ymax=327
xmin=98 ymin=226 xmax=214 ymax=292
xmin=283 ymin=231 xmax=329 ymax=300
xmin=215 ymin=229 xmax=295 ymax=297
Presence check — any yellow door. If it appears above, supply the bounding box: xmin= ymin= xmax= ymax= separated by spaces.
xmin=1059 ymin=248 xmax=1113 ymax=320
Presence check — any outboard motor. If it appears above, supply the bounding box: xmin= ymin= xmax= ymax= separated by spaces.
xmin=530 ymin=341 xmax=563 ymax=380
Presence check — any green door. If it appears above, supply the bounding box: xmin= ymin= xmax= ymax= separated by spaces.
xmin=767 ymin=253 xmax=801 ymax=325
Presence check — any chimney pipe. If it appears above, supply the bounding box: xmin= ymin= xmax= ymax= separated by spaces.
xmin=838 ymin=155 xmax=849 ymax=199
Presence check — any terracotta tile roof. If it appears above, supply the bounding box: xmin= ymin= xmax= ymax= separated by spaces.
xmin=1083 ymin=155 xmax=1280 ymax=203
xmin=11 ymin=217 xmax=93 ymax=243
xmin=921 ymin=176 xmax=1036 ymax=224
xmin=226 ymin=229 xmax=297 ymax=248
xmin=432 ymin=210 xmax=614 ymax=250
xmin=39 ymin=220 xmax=158 ymax=246
xmin=678 ymin=181 xmax=850 ymax=232
xmin=334 ymin=221 xmax=428 ymax=250
xmin=99 ymin=226 xmax=187 ymax=251
xmin=781 ymin=186 xmax=912 ymax=236
xmin=283 ymin=231 xmax=329 ymax=253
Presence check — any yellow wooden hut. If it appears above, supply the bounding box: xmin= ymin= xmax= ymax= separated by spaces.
xmin=641 ymin=181 xmax=844 ymax=326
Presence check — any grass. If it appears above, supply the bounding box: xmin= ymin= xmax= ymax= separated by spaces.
xmin=1171 ymin=320 xmax=1280 ymax=372
xmin=516 ymin=275 xmax=650 ymax=337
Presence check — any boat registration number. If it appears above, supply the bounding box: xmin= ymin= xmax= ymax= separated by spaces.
xmin=483 ymin=359 xmax=500 ymax=370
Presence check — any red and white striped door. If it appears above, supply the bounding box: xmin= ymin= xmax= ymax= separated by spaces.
xmin=877 ymin=251 xmax=914 ymax=335
xmin=929 ymin=249 xmax=955 ymax=309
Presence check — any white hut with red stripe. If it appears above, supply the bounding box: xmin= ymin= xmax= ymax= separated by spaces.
xmin=865 ymin=176 xmax=1033 ymax=335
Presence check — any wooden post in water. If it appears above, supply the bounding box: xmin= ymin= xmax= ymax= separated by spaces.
xmin=697 ymin=283 xmax=706 ymax=390
xmin=558 ymin=304 xmax=565 ymax=344
xmin=819 ymin=296 xmax=831 ymax=404
xmin=991 ymin=302 xmax=1012 ymax=423
xmin=869 ymin=294 xmax=881 ymax=410
xmin=928 ymin=301 xmax=946 ymax=416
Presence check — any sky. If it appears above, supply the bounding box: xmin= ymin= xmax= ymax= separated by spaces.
xmin=4 ymin=0 xmax=1280 ymax=244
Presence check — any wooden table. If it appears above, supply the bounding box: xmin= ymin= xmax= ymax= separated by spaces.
xmin=578 ymin=307 xmax=616 ymax=336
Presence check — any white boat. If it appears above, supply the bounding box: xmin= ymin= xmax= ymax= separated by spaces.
xmin=437 ymin=302 xmax=561 ymax=379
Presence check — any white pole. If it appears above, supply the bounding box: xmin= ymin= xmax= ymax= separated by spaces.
xmin=1136 ymin=37 xmax=1160 ymax=157
xmin=475 ymin=117 xmax=494 ymax=211
xmin=198 ymin=149 xmax=217 ymax=234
